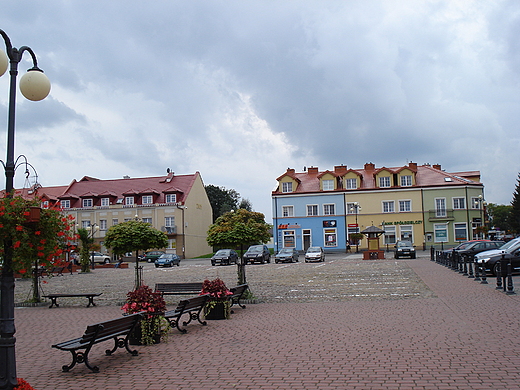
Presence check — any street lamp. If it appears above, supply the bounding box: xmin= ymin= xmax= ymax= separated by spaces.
xmin=349 ymin=202 xmax=361 ymax=253
xmin=86 ymin=223 xmax=98 ymax=270
xmin=474 ymin=194 xmax=485 ymax=239
xmin=1 ymin=29 xmax=51 ymax=390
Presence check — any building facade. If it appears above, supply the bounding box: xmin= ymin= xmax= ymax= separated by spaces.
xmin=35 ymin=171 xmax=212 ymax=259
xmin=272 ymin=163 xmax=485 ymax=253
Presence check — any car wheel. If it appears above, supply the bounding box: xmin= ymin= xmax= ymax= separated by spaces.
xmin=211 ymin=262 xmax=215 ymax=266
xmin=155 ymin=265 xmax=159 ymax=268
xmin=492 ymin=262 xmax=500 ymax=276
xmin=104 ymin=258 xmax=110 ymax=264
xmin=411 ymin=254 xmax=416 ymax=259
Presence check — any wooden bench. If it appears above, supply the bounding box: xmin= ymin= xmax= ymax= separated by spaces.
xmin=229 ymin=284 xmax=249 ymax=311
xmin=155 ymin=282 xmax=203 ymax=295
xmin=43 ymin=293 xmax=102 ymax=308
xmin=164 ymin=294 xmax=209 ymax=333
xmin=48 ymin=266 xmax=67 ymax=276
xmin=52 ymin=313 xmax=142 ymax=372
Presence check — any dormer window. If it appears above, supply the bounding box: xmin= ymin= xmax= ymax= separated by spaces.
xmin=379 ymin=177 xmax=391 ymax=188
xmin=400 ymin=175 xmax=412 ymax=187
xmin=82 ymin=198 xmax=93 ymax=208
xmin=322 ymin=179 xmax=334 ymax=191
xmin=165 ymin=194 xmax=177 ymax=203
xmin=60 ymin=199 xmax=71 ymax=209
xmin=282 ymin=182 xmax=293 ymax=193
xmin=142 ymin=195 xmax=153 ymax=204
xmin=345 ymin=178 xmax=357 ymax=189
xmin=125 ymin=196 xmax=134 ymax=205
xmin=101 ymin=197 xmax=110 ymax=207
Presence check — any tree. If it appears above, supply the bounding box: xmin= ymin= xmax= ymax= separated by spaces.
xmin=486 ymin=203 xmax=512 ymax=233
xmin=205 ymin=185 xmax=253 ymax=222
xmin=510 ymin=173 xmax=520 ymax=234
xmin=207 ymin=209 xmax=271 ymax=284
xmin=77 ymin=227 xmax=94 ymax=273
xmin=104 ymin=220 xmax=168 ymax=288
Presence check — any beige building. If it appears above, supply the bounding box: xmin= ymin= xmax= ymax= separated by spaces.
xmin=37 ymin=171 xmax=212 ymax=259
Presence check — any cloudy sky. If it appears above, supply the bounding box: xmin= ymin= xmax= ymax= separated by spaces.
xmin=1 ymin=1 xmax=519 ymax=220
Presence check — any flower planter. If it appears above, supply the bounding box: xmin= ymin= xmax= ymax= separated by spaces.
xmin=204 ymin=301 xmax=229 ymax=320
xmin=128 ymin=318 xmax=162 ymax=345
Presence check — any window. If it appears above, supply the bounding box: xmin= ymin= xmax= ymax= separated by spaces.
xmin=400 ymin=225 xmax=413 ymax=242
xmin=307 ymin=205 xmax=318 ymax=216
xmin=324 ymin=228 xmax=337 ymax=247
xmin=282 ymin=205 xmax=294 ymax=217
xmin=471 ymin=197 xmax=481 ymax=209
xmin=345 ymin=178 xmax=357 ymax=189
xmin=399 ymin=200 xmax=411 ymax=212
xmin=434 ymin=223 xmax=448 ymax=243
xmin=322 ymin=179 xmax=334 ymax=191
xmin=81 ymin=220 xmax=91 ymax=229
xmin=125 ymin=197 xmax=134 ymax=205
xmin=142 ymin=195 xmax=153 ymax=204
xmin=454 ymin=222 xmax=467 ymax=241
xmin=167 ymin=238 xmax=177 ymax=250
xmin=101 ymin=198 xmax=110 ymax=207
xmin=99 ymin=219 xmax=107 ymax=231
xmin=60 ymin=199 xmax=70 ymax=209
xmin=82 ymin=198 xmax=93 ymax=208
xmin=379 ymin=176 xmax=391 ymax=188
xmin=400 ymin=175 xmax=412 ymax=187
xmin=382 ymin=201 xmax=395 ymax=213
xmin=142 ymin=217 xmax=152 ymax=225
xmin=435 ymin=198 xmax=446 ymax=217
xmin=165 ymin=194 xmax=177 ymax=203
xmin=165 ymin=217 xmax=175 ymax=227
xmin=453 ymin=197 xmax=466 ymax=210
xmin=282 ymin=182 xmax=293 ymax=193
xmin=323 ymin=204 xmax=335 ymax=216
xmin=384 ymin=225 xmax=396 ymax=245
xmin=41 ymin=200 xmax=49 ymax=209
xmin=283 ymin=230 xmax=295 ymax=248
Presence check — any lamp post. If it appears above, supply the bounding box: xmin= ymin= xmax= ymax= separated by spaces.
xmin=349 ymin=202 xmax=361 ymax=253
xmin=86 ymin=223 xmax=98 ymax=270
xmin=474 ymin=194 xmax=485 ymax=239
xmin=0 ymin=29 xmax=51 ymax=390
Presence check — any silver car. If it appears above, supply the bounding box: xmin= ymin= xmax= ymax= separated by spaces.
xmin=305 ymin=247 xmax=325 ymax=262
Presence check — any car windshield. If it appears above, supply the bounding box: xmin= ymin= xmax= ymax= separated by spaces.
xmin=278 ymin=249 xmax=292 ymax=255
xmin=397 ymin=242 xmax=412 ymax=248
xmin=248 ymin=246 xmax=262 ymax=253
xmin=455 ymin=242 xmax=472 ymax=250
xmin=307 ymin=247 xmax=320 ymax=253
xmin=216 ymin=250 xmax=230 ymax=255
xmin=159 ymin=254 xmax=173 ymax=259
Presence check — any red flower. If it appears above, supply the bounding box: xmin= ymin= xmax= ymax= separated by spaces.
xmin=13 ymin=241 xmax=21 ymax=248
xmin=19 ymin=269 xmax=27 ymax=274
xmin=15 ymin=226 xmax=23 ymax=231
xmin=23 ymin=211 xmax=30 ymax=216
xmin=34 ymin=231 xmax=41 ymax=235
xmin=37 ymin=252 xmax=44 ymax=257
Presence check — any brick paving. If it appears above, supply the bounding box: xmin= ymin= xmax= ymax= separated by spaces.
xmin=12 ymin=252 xmax=520 ymax=389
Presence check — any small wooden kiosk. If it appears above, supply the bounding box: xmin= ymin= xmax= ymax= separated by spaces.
xmin=361 ymin=225 xmax=385 ymax=260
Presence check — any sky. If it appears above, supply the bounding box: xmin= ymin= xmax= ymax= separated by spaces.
xmin=1 ymin=1 xmax=519 ymax=221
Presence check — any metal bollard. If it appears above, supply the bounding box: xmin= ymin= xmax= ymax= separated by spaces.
xmin=473 ymin=257 xmax=480 ymax=281
xmin=480 ymin=261 xmax=488 ymax=284
xmin=467 ymin=255 xmax=474 ymax=278
xmin=496 ymin=258 xmax=503 ymax=290
xmin=506 ymin=260 xmax=515 ymax=295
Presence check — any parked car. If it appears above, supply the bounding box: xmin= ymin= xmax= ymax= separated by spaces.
xmin=244 ymin=244 xmax=271 ymax=264
xmin=475 ymin=237 xmax=520 ymax=275
xmin=305 ymin=246 xmax=324 ymax=262
xmin=90 ymin=251 xmax=111 ymax=264
xmin=394 ymin=241 xmax=416 ymax=259
xmin=155 ymin=253 xmax=181 ymax=267
xmin=442 ymin=240 xmax=503 ymax=259
xmin=144 ymin=251 xmax=165 ymax=263
xmin=211 ymin=249 xmax=238 ymax=266
xmin=275 ymin=248 xmax=299 ymax=263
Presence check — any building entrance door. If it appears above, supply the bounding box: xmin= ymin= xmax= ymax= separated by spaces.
xmin=303 ymin=229 xmax=311 ymax=251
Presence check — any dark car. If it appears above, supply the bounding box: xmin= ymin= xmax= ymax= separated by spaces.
xmin=450 ymin=240 xmax=503 ymax=260
xmin=475 ymin=237 xmax=520 ymax=275
xmin=244 ymin=245 xmax=271 ymax=264
xmin=394 ymin=241 xmax=416 ymax=259
xmin=305 ymin=246 xmax=325 ymax=262
xmin=275 ymin=248 xmax=299 ymax=263
xmin=144 ymin=251 xmax=165 ymax=263
xmin=211 ymin=249 xmax=238 ymax=266
xmin=155 ymin=253 xmax=181 ymax=267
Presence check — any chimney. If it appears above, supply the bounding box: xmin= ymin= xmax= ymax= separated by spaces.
xmin=408 ymin=162 xmax=417 ymax=170
xmin=432 ymin=164 xmax=441 ymax=170
xmin=307 ymin=167 xmax=319 ymax=174
xmin=364 ymin=162 xmax=375 ymax=171
xmin=334 ymin=165 xmax=347 ymax=174
xmin=287 ymin=168 xmax=295 ymax=174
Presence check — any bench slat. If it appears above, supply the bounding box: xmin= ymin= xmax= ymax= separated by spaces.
xmin=155 ymin=283 xmax=202 ymax=295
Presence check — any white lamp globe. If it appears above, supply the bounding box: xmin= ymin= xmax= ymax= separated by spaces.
xmin=19 ymin=69 xmax=51 ymax=101
xmin=0 ymin=50 xmax=8 ymax=77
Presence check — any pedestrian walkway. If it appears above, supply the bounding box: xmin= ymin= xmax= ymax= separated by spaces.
xmin=14 ymin=257 xmax=520 ymax=389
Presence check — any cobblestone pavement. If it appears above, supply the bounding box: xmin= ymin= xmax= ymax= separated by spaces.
xmin=15 ymin=252 xmax=434 ymax=306
xmin=12 ymin=251 xmax=520 ymax=389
